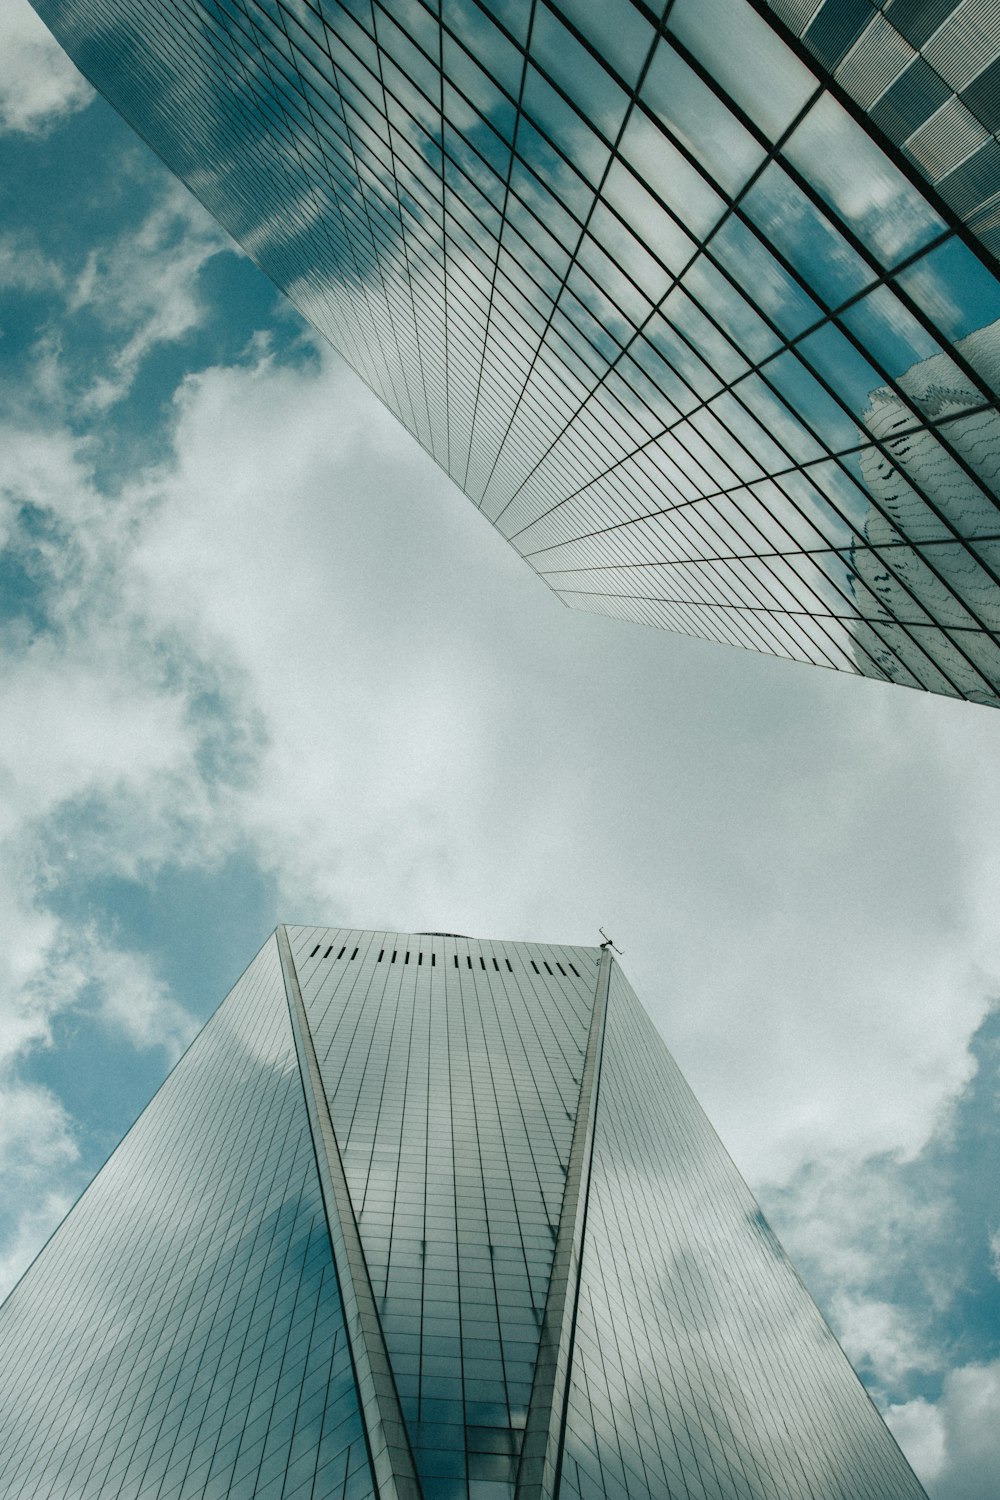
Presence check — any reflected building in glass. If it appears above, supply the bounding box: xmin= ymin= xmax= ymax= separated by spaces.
xmin=0 ymin=926 xmax=926 ymax=1500
xmin=29 ymin=0 xmax=1000 ymax=702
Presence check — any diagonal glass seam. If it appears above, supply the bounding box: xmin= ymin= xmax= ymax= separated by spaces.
xmin=516 ymin=947 xmax=613 ymax=1500
xmin=276 ymin=924 xmax=424 ymax=1500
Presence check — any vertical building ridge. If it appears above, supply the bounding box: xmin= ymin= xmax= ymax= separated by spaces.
xmin=277 ymin=926 xmax=424 ymax=1500
xmin=515 ymin=948 xmax=611 ymax=1500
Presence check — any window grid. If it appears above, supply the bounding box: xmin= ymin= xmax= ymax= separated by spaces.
xmin=30 ymin=0 xmax=1000 ymax=702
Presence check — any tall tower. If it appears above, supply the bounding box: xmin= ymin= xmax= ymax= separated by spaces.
xmin=0 ymin=927 xmax=926 ymax=1499
xmin=26 ymin=0 xmax=1000 ymax=703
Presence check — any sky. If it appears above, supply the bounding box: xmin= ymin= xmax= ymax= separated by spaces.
xmin=1 ymin=3 xmax=999 ymax=1495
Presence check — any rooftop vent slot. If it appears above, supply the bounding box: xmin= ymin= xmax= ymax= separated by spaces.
xmin=556 ymin=962 xmax=566 ymax=976
xmin=479 ymin=956 xmax=486 ymax=969
xmin=505 ymin=959 xmax=512 ymax=972
xmin=351 ymin=947 xmax=358 ymax=960
xmin=492 ymin=957 xmax=500 ymax=971
xmin=531 ymin=960 xmax=539 ymax=974
xmin=543 ymin=962 xmax=553 ymax=975
xmin=378 ymin=949 xmax=384 ymax=962
xmin=336 ymin=945 xmax=345 ymax=960
xmin=405 ymin=950 xmax=410 ymax=964
xmin=310 ymin=944 xmax=320 ymax=958
xmin=467 ymin=956 xmax=472 ymax=969
xmin=392 ymin=950 xmax=398 ymax=963
xmin=431 ymin=952 xmax=436 ymax=966
xmin=454 ymin=954 xmax=459 ymax=968
xmin=569 ymin=963 xmax=579 ymax=977
xmin=323 ymin=946 xmax=333 ymax=959
xmin=418 ymin=951 xmax=423 ymax=965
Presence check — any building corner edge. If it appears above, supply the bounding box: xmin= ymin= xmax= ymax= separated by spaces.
xmin=276 ymin=925 xmax=424 ymax=1500
xmin=515 ymin=947 xmax=613 ymax=1500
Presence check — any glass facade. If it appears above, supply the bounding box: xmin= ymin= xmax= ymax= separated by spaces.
xmin=0 ymin=935 xmax=375 ymax=1500
xmin=0 ymin=926 xmax=927 ymax=1499
xmin=30 ymin=0 xmax=1000 ymax=703
xmin=559 ymin=960 xmax=926 ymax=1500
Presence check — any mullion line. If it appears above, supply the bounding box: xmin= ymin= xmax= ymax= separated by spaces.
xmin=459 ymin=0 xmax=540 ymax=494
xmin=537 ymin=544 xmax=966 ymax=684
xmin=740 ymin=0 xmax=1000 ymax=277
xmin=80 ymin=1 xmax=375 ymax=379
xmin=276 ymin=0 xmax=655 ymax=424
xmin=569 ymin=582 xmax=977 ymax=699
xmin=434 ymin=0 xmax=453 ymax=476
xmin=358 ymin=1 xmax=438 ymax=449
xmin=557 ymin=578 xmax=994 ymax=640
xmin=363 ymin=10 xmax=448 ymax=458
xmin=655 ymin=20 xmax=997 ymax=401
xmin=195 ymin=0 xmax=400 ymax=394
xmin=503 ymin=280 xmax=1000 ymax=673
xmin=564 ymin=587 xmax=865 ymax=676
xmin=519 ymin=431 xmax=993 ymax=695
xmin=532 ymin=478 xmax=888 ymax=657
xmin=475 ymin=19 xmax=666 ymax=510
xmin=491 ymin=115 xmax=986 ymax=544
xmin=510 ymin=319 xmax=1000 ymax=667
xmin=518 ymin=291 xmax=998 ymax=542
xmin=519 ymin=399 xmax=996 ymax=560
xmin=286 ymin=6 xmax=431 ymax=441
xmin=483 ymin=26 xmax=997 ymax=554
xmin=318 ymin=105 xmax=436 ymax=441
xmin=482 ymin=10 xmax=828 ymax=518
xmin=510 ymin=362 xmax=995 ymax=696
xmin=532 ymin=530 xmax=1000 ymax=572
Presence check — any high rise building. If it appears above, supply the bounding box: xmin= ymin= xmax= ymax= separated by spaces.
xmin=0 ymin=926 xmax=926 ymax=1500
xmin=29 ymin=0 xmax=1000 ymax=704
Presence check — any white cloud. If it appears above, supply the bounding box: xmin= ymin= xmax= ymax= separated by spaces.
xmin=90 ymin=943 xmax=195 ymax=1060
xmin=69 ymin=183 xmax=233 ymax=410
xmin=0 ymin=1077 xmax=79 ymax=1302
xmin=885 ymin=1395 xmax=947 ymax=1487
xmin=0 ymin=1079 xmax=76 ymax=1182
xmin=830 ymin=1293 xmax=937 ymax=1387
xmin=0 ymin=1 xmax=92 ymax=135
xmin=0 ymin=232 xmax=65 ymax=295
xmin=887 ymin=1360 xmax=1000 ymax=1499
xmin=0 ymin=1187 xmax=76 ymax=1305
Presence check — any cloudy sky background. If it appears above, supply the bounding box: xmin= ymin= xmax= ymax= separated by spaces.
xmin=1 ymin=4 xmax=999 ymax=1494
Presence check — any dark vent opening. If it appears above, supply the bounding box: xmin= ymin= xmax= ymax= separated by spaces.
xmin=350 ymin=947 xmax=358 ymax=960
xmin=531 ymin=960 xmax=539 ymax=974
xmin=431 ymin=952 xmax=436 ymax=966
xmin=392 ymin=950 xmax=398 ymax=963
xmin=453 ymin=954 xmax=459 ymax=968
xmin=378 ymin=949 xmax=384 ymax=962
xmin=569 ymin=963 xmax=579 ymax=977
xmin=543 ymin=962 xmax=553 ymax=975
xmin=418 ymin=951 xmax=423 ymax=965
xmin=309 ymin=944 xmax=320 ymax=958
xmin=556 ymin=962 xmax=566 ymax=976
xmin=479 ymin=956 xmax=486 ymax=969
xmin=323 ymin=946 xmax=333 ymax=959
xmin=492 ymin=957 xmax=499 ymax=971
xmin=405 ymin=950 xmax=410 ymax=964
xmin=337 ymin=946 xmax=346 ymax=960
xmin=505 ymin=959 xmax=513 ymax=972
xmin=466 ymin=956 xmax=472 ymax=969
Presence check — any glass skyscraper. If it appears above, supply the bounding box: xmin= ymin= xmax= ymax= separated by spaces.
xmin=29 ymin=0 xmax=1000 ymax=703
xmin=0 ymin=927 xmax=926 ymax=1500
